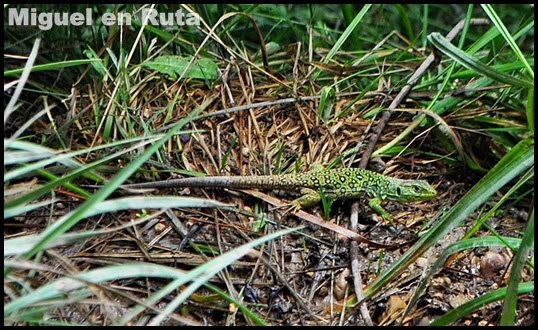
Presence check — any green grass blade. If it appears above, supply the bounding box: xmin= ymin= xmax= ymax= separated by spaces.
xmin=312 ymin=4 xmax=371 ymax=80
xmin=427 ymin=32 xmax=533 ymax=89
xmin=481 ymin=4 xmax=534 ymax=79
xmin=463 ymin=167 xmax=534 ymax=239
xmin=340 ymin=4 xmax=361 ymax=50
xmin=394 ymin=4 xmax=414 ymax=41
xmin=4 ymin=135 xmax=161 ymax=182
xmin=500 ymin=208 xmax=534 ymax=325
xmin=429 ymin=281 xmax=534 ymax=326
xmin=527 ymin=88 xmax=534 ymax=135
xmin=4 ymin=59 xmax=102 ymax=77
xmin=325 ymin=4 xmax=371 ymax=61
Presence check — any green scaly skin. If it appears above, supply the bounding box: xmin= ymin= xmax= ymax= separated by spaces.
xmin=119 ymin=168 xmax=437 ymax=224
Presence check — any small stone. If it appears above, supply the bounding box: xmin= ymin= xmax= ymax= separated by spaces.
xmin=480 ymin=251 xmax=508 ymax=279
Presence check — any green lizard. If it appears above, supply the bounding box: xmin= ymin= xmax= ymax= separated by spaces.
xmin=115 ymin=168 xmax=437 ymax=224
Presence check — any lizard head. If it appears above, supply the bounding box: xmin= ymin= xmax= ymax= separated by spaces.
xmin=385 ymin=179 xmax=437 ymax=202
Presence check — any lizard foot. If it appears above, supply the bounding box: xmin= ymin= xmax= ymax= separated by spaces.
xmin=269 ymin=199 xmax=303 ymax=215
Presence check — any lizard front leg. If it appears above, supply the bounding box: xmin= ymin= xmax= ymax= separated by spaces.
xmin=367 ymin=197 xmax=396 ymax=227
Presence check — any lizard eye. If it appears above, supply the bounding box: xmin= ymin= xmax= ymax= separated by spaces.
xmin=413 ymin=185 xmax=421 ymax=192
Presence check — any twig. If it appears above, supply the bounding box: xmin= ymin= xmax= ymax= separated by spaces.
xmin=350 ymin=202 xmax=374 ymax=326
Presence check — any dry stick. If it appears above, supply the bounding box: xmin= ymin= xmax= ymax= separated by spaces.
xmin=349 ymin=205 xmax=373 ymax=325
xmin=349 ymin=18 xmax=490 ymax=325
xmin=357 ymin=18 xmax=489 ymax=170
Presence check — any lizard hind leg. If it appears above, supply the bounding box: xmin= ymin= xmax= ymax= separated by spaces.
xmin=273 ymin=189 xmax=322 ymax=215
xmin=289 ymin=188 xmax=322 ymax=211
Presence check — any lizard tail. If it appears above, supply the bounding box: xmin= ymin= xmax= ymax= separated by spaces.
xmin=122 ymin=174 xmax=300 ymax=190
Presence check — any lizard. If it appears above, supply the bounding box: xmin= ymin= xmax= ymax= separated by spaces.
xmin=109 ymin=167 xmax=437 ymax=225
